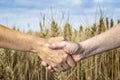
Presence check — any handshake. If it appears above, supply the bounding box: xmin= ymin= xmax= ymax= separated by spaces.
xmin=1 ymin=24 xmax=119 ymax=73
xmin=32 ymin=37 xmax=83 ymax=72
xmin=33 ymin=37 xmax=84 ymax=72
xmin=0 ymin=25 xmax=85 ymax=73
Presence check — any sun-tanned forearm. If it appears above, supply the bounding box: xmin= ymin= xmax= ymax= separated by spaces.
xmin=0 ymin=24 xmax=46 ymax=52
xmin=80 ymin=23 xmax=120 ymax=58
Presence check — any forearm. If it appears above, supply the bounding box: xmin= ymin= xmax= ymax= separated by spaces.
xmin=80 ymin=23 xmax=120 ymax=58
xmin=0 ymin=24 xmax=45 ymax=52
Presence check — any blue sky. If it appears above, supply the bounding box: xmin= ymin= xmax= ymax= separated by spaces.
xmin=0 ymin=0 xmax=120 ymax=31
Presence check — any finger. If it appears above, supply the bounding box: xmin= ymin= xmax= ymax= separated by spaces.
xmin=61 ymin=61 xmax=70 ymax=71
xmin=41 ymin=61 xmax=48 ymax=67
xmin=47 ymin=66 xmax=52 ymax=70
xmin=48 ymin=41 xmax=67 ymax=49
xmin=53 ymin=67 xmax=61 ymax=73
xmin=45 ymin=65 xmax=55 ymax=72
xmin=53 ymin=65 xmax=63 ymax=73
xmin=64 ymin=42 xmax=81 ymax=55
xmin=72 ymin=54 xmax=82 ymax=62
xmin=67 ymin=55 xmax=76 ymax=68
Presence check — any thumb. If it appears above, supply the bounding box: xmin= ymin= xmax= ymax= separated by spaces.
xmin=48 ymin=41 xmax=66 ymax=49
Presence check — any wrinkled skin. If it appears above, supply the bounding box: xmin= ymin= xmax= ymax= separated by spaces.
xmin=41 ymin=41 xmax=84 ymax=72
xmin=36 ymin=37 xmax=77 ymax=72
xmin=0 ymin=25 xmax=76 ymax=72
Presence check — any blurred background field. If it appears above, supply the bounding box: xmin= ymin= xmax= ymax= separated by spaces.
xmin=0 ymin=15 xmax=120 ymax=80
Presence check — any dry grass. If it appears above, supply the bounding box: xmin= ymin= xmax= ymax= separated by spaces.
xmin=0 ymin=17 xmax=120 ymax=80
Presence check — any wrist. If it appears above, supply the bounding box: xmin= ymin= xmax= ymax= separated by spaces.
xmin=79 ymin=41 xmax=93 ymax=60
xmin=30 ymin=36 xmax=47 ymax=53
xmin=70 ymin=42 xmax=86 ymax=62
xmin=79 ymin=38 xmax=99 ymax=59
xmin=78 ymin=42 xmax=86 ymax=60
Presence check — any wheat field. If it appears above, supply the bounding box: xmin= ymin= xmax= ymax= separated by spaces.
xmin=0 ymin=17 xmax=120 ymax=80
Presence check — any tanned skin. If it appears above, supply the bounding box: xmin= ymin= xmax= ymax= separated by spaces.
xmin=45 ymin=23 xmax=120 ymax=72
xmin=1 ymin=23 xmax=120 ymax=72
xmin=0 ymin=24 xmax=76 ymax=72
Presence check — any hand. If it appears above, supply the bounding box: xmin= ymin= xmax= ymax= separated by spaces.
xmin=49 ymin=41 xmax=84 ymax=61
xmin=41 ymin=41 xmax=85 ymax=72
xmin=33 ymin=37 xmax=76 ymax=72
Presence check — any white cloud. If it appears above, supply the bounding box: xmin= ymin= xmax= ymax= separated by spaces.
xmin=93 ymin=0 xmax=120 ymax=3
xmin=0 ymin=8 xmax=41 ymax=31
xmin=0 ymin=0 xmax=120 ymax=31
xmin=93 ymin=0 xmax=104 ymax=3
xmin=14 ymin=0 xmax=41 ymax=6
xmin=59 ymin=0 xmax=82 ymax=5
xmin=0 ymin=8 xmax=72 ymax=31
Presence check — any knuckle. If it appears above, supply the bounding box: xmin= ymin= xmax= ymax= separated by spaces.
xmin=57 ymin=59 xmax=63 ymax=64
xmin=63 ymin=53 xmax=67 ymax=58
xmin=52 ymin=64 xmax=57 ymax=68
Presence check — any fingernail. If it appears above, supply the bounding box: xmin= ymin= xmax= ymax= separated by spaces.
xmin=45 ymin=43 xmax=49 ymax=47
xmin=48 ymin=66 xmax=52 ymax=70
xmin=48 ymin=44 xmax=56 ymax=48
xmin=41 ymin=61 xmax=47 ymax=66
xmin=51 ymin=44 xmax=55 ymax=46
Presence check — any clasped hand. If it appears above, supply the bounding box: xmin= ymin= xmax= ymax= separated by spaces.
xmin=35 ymin=37 xmax=84 ymax=72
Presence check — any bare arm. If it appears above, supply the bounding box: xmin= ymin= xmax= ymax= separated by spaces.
xmin=81 ymin=23 xmax=120 ymax=58
xmin=0 ymin=24 xmax=76 ymax=72
xmin=0 ymin=24 xmax=45 ymax=52
xmin=45 ymin=23 xmax=120 ymax=72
